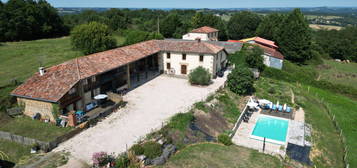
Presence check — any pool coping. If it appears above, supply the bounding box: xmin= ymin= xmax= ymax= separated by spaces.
xmin=249 ymin=114 xmax=290 ymax=145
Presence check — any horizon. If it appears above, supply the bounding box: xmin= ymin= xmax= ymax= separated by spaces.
xmin=2 ymin=0 xmax=357 ymax=8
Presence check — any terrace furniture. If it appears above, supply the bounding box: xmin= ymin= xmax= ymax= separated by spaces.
xmin=278 ymin=105 xmax=283 ymax=112
xmin=271 ymin=105 xmax=277 ymax=111
xmin=286 ymin=107 xmax=292 ymax=113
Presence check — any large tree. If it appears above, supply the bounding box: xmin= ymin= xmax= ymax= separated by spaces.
xmin=160 ymin=14 xmax=183 ymax=38
xmin=227 ymin=11 xmax=261 ymax=40
xmin=227 ymin=66 xmax=254 ymax=95
xmin=0 ymin=0 xmax=67 ymax=41
xmin=244 ymin=45 xmax=265 ymax=71
xmin=71 ymin=22 xmax=117 ymax=55
xmin=256 ymin=13 xmax=285 ymax=41
xmin=104 ymin=8 xmax=128 ymax=31
xmin=277 ymin=9 xmax=312 ymax=63
xmin=123 ymin=30 xmax=164 ymax=46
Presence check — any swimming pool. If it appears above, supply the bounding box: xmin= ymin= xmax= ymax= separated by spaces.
xmin=251 ymin=115 xmax=289 ymax=144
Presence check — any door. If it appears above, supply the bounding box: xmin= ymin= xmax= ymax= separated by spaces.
xmin=181 ymin=65 xmax=187 ymax=75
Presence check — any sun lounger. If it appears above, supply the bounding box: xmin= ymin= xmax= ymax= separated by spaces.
xmin=271 ymin=105 xmax=277 ymax=111
xmin=286 ymin=107 xmax=291 ymax=113
xmin=278 ymin=105 xmax=283 ymax=112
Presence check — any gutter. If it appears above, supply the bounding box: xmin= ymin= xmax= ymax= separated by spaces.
xmin=10 ymin=94 xmax=58 ymax=104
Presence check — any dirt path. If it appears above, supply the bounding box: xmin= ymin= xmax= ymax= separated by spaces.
xmin=54 ymin=74 xmax=228 ymax=164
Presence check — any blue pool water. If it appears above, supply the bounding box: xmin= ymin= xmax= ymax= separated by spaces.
xmin=252 ymin=116 xmax=289 ymax=142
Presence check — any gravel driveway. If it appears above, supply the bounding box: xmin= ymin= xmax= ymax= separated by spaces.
xmin=55 ymin=74 xmax=228 ymax=164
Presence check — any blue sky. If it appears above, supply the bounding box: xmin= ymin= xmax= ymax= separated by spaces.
xmin=2 ymin=0 xmax=357 ymax=8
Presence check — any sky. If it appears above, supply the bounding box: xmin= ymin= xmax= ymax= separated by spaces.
xmin=7 ymin=0 xmax=357 ymax=8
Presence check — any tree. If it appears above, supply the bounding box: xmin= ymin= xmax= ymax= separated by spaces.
xmin=227 ymin=11 xmax=261 ymax=40
xmin=256 ymin=13 xmax=285 ymax=41
xmin=0 ymin=0 xmax=67 ymax=41
xmin=160 ymin=14 xmax=183 ymax=38
xmin=123 ymin=30 xmax=164 ymax=46
xmin=104 ymin=8 xmax=128 ymax=31
xmin=188 ymin=66 xmax=211 ymax=85
xmin=277 ymin=9 xmax=312 ymax=63
xmin=227 ymin=67 xmax=254 ymax=95
xmin=244 ymin=45 xmax=265 ymax=71
xmin=71 ymin=22 xmax=117 ymax=55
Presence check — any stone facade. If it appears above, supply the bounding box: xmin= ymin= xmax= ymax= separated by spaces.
xmin=17 ymin=98 xmax=55 ymax=122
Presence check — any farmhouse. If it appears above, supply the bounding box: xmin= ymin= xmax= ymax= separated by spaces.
xmin=229 ymin=37 xmax=284 ymax=69
xmin=182 ymin=26 xmax=219 ymax=41
xmin=11 ymin=39 xmax=228 ymax=121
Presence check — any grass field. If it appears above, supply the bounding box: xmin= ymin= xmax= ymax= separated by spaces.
xmin=309 ymin=24 xmax=342 ymax=30
xmin=317 ymin=59 xmax=357 ymax=90
xmin=0 ymin=139 xmax=31 ymax=163
xmin=161 ymin=143 xmax=282 ymax=168
xmin=0 ymin=116 xmax=73 ymax=142
xmin=0 ymin=35 xmax=125 ymax=87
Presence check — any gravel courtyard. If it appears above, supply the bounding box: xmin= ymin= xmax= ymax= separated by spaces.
xmin=55 ymin=74 xmax=228 ymax=164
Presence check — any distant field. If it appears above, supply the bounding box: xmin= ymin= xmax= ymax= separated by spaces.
xmin=306 ymin=15 xmax=342 ymax=20
xmin=317 ymin=59 xmax=357 ymax=90
xmin=161 ymin=143 xmax=282 ymax=168
xmin=0 ymin=35 xmax=125 ymax=87
xmin=309 ymin=24 xmax=342 ymax=30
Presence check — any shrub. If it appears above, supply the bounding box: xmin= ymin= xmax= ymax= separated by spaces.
xmin=227 ymin=66 xmax=254 ymax=95
xmin=142 ymin=142 xmax=162 ymax=159
xmin=218 ymin=134 xmax=233 ymax=146
xmin=115 ymin=154 xmax=130 ymax=168
xmin=92 ymin=152 xmax=114 ymax=167
xmin=71 ymin=22 xmax=117 ymax=54
xmin=130 ymin=144 xmax=144 ymax=155
xmin=244 ymin=45 xmax=265 ymax=71
xmin=188 ymin=66 xmax=211 ymax=85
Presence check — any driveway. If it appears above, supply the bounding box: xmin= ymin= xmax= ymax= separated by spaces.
xmin=55 ymin=74 xmax=228 ymax=164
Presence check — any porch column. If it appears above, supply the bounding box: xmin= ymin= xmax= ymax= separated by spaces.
xmin=127 ymin=64 xmax=131 ymax=89
xmin=145 ymin=57 xmax=148 ymax=79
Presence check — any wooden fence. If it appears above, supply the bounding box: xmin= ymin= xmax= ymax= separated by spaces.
xmin=308 ymin=86 xmax=350 ymax=168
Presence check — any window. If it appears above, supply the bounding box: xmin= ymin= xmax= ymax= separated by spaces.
xmin=199 ymin=55 xmax=204 ymax=62
xmin=182 ymin=53 xmax=186 ymax=60
xmin=166 ymin=63 xmax=171 ymax=70
xmin=167 ymin=52 xmax=171 ymax=59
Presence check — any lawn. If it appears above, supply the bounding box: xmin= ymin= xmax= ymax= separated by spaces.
xmin=317 ymin=59 xmax=357 ymax=90
xmin=255 ymin=77 xmax=350 ymax=168
xmin=0 ymin=139 xmax=31 ymax=163
xmin=0 ymin=116 xmax=73 ymax=142
xmin=0 ymin=35 xmax=126 ymax=87
xmin=161 ymin=143 xmax=282 ymax=168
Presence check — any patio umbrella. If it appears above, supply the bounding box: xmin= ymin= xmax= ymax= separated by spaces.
xmin=94 ymin=94 xmax=108 ymax=100
xmin=247 ymin=102 xmax=258 ymax=108
xmin=283 ymin=104 xmax=287 ymax=111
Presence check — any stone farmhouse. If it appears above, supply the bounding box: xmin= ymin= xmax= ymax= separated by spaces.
xmin=11 ymin=38 xmax=229 ymax=121
xmin=182 ymin=26 xmax=219 ymax=41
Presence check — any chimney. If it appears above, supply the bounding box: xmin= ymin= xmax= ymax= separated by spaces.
xmin=39 ymin=67 xmax=45 ymax=76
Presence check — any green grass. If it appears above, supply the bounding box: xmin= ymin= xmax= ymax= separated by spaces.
xmin=161 ymin=143 xmax=282 ymax=168
xmin=317 ymin=59 xmax=357 ymax=90
xmin=0 ymin=116 xmax=73 ymax=142
xmin=0 ymin=139 xmax=31 ymax=163
xmin=166 ymin=112 xmax=194 ymax=132
xmin=0 ymin=35 xmax=125 ymax=87
xmin=255 ymin=77 xmax=349 ymax=168
xmin=216 ymin=91 xmax=241 ymax=123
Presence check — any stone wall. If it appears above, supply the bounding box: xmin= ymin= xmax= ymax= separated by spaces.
xmin=17 ymin=98 xmax=55 ymax=122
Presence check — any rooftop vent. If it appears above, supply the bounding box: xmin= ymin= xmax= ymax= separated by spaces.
xmin=39 ymin=67 xmax=45 ymax=76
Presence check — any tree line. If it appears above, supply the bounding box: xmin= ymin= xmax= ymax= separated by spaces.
xmin=0 ymin=0 xmax=68 ymax=42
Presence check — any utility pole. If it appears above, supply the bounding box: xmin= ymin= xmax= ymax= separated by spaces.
xmin=157 ymin=16 xmax=160 ymax=34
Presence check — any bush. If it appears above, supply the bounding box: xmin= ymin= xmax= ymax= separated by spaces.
xmin=227 ymin=67 xmax=254 ymax=95
xmin=188 ymin=66 xmax=211 ymax=85
xmin=244 ymin=45 xmax=265 ymax=71
xmin=142 ymin=142 xmax=162 ymax=159
xmin=115 ymin=154 xmax=130 ymax=168
xmin=218 ymin=134 xmax=233 ymax=146
xmin=71 ymin=22 xmax=117 ymax=54
xmin=92 ymin=152 xmax=114 ymax=167
xmin=130 ymin=144 xmax=144 ymax=155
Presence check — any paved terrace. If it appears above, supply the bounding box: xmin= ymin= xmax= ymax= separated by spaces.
xmin=54 ymin=74 xmax=228 ymax=164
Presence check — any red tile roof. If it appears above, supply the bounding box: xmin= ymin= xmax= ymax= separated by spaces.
xmin=190 ymin=26 xmax=219 ymax=33
xmin=254 ymin=37 xmax=278 ymax=48
xmin=255 ymin=44 xmax=284 ymax=60
xmin=227 ymin=40 xmax=244 ymax=43
xmin=11 ymin=40 xmax=225 ymax=102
